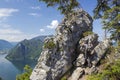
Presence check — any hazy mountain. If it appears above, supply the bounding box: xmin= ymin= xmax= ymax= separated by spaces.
xmin=10 ymin=42 xmax=18 ymax=46
xmin=31 ymin=35 xmax=52 ymax=41
xmin=0 ymin=39 xmax=13 ymax=51
xmin=6 ymin=36 xmax=47 ymax=61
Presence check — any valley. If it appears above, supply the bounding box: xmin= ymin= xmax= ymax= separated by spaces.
xmin=0 ymin=35 xmax=47 ymax=80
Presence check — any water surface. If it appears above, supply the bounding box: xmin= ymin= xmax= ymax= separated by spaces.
xmin=0 ymin=54 xmax=36 ymax=80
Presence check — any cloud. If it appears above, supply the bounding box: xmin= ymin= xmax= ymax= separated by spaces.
xmin=0 ymin=33 xmax=38 ymax=42
xmin=29 ymin=13 xmax=40 ymax=17
xmin=0 ymin=26 xmax=39 ymax=42
xmin=0 ymin=8 xmax=19 ymax=21
xmin=0 ymin=28 xmax=22 ymax=35
xmin=31 ymin=6 xmax=41 ymax=10
xmin=0 ymin=24 xmax=11 ymax=28
xmin=40 ymin=29 xmax=45 ymax=32
xmin=47 ymin=20 xmax=59 ymax=29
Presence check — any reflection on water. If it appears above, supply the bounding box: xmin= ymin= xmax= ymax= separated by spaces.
xmin=0 ymin=54 xmax=36 ymax=80
xmin=12 ymin=59 xmax=36 ymax=72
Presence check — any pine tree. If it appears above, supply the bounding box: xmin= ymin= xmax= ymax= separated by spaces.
xmin=94 ymin=0 xmax=120 ymax=44
xmin=39 ymin=0 xmax=80 ymax=16
xmin=16 ymin=65 xmax=32 ymax=80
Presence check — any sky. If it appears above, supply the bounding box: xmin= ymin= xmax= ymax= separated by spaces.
xmin=0 ymin=0 xmax=104 ymax=42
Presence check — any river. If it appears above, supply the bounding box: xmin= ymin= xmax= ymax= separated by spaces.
xmin=0 ymin=54 xmax=36 ymax=80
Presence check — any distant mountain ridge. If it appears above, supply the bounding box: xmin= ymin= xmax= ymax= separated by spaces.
xmin=31 ymin=35 xmax=53 ymax=41
xmin=6 ymin=35 xmax=48 ymax=61
xmin=10 ymin=42 xmax=18 ymax=46
xmin=0 ymin=39 xmax=13 ymax=51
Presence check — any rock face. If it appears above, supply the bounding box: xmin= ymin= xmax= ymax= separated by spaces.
xmin=30 ymin=9 xmax=93 ymax=80
xmin=30 ymin=9 xmax=110 ymax=80
xmin=69 ymin=36 xmax=110 ymax=80
xmin=74 ymin=34 xmax=99 ymax=67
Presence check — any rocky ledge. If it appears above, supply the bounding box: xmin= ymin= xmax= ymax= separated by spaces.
xmin=30 ymin=9 xmax=111 ymax=80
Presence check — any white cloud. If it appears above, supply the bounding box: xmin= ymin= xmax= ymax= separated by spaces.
xmin=0 ymin=24 xmax=11 ymax=28
xmin=0 ymin=28 xmax=22 ymax=35
xmin=0 ymin=8 xmax=19 ymax=21
xmin=31 ymin=6 xmax=41 ymax=10
xmin=40 ymin=29 xmax=45 ymax=32
xmin=0 ymin=34 xmax=38 ymax=42
xmin=47 ymin=20 xmax=59 ymax=29
xmin=0 ymin=27 xmax=39 ymax=42
xmin=29 ymin=13 xmax=40 ymax=17
xmin=0 ymin=8 xmax=37 ymax=42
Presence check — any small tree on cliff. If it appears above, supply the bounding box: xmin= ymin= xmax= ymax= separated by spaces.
xmin=94 ymin=0 xmax=120 ymax=44
xmin=39 ymin=0 xmax=80 ymax=16
xmin=16 ymin=65 xmax=32 ymax=80
xmin=0 ymin=77 xmax=2 ymax=80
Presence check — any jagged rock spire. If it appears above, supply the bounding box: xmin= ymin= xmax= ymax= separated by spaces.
xmin=30 ymin=9 xmax=93 ymax=80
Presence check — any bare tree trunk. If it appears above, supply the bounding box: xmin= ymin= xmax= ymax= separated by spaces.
xmin=104 ymin=29 xmax=107 ymax=39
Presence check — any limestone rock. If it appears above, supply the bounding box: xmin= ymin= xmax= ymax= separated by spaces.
xmin=75 ymin=54 xmax=85 ymax=67
xmin=68 ymin=67 xmax=84 ymax=80
xmin=91 ymin=39 xmax=111 ymax=66
xmin=74 ymin=34 xmax=99 ymax=67
xmin=69 ymin=37 xmax=110 ymax=80
xmin=30 ymin=9 xmax=93 ymax=80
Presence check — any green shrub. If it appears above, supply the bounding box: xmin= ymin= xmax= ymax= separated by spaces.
xmin=16 ymin=65 xmax=32 ymax=80
xmin=44 ymin=41 xmax=56 ymax=49
xmin=87 ymin=60 xmax=120 ymax=80
xmin=61 ymin=76 xmax=67 ymax=80
xmin=115 ymin=41 xmax=120 ymax=53
xmin=83 ymin=31 xmax=94 ymax=37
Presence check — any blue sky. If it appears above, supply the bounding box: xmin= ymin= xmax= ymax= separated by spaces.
xmin=0 ymin=0 xmax=104 ymax=42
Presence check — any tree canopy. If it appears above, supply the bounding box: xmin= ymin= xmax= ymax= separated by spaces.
xmin=16 ymin=65 xmax=32 ymax=80
xmin=0 ymin=77 xmax=2 ymax=80
xmin=39 ymin=0 xmax=120 ymax=43
xmin=94 ymin=0 xmax=120 ymax=43
xmin=39 ymin=0 xmax=80 ymax=16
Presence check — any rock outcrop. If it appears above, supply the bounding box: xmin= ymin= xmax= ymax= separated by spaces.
xmin=30 ymin=9 xmax=110 ymax=80
xmin=69 ymin=35 xmax=110 ymax=80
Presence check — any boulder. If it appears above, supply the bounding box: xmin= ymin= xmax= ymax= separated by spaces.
xmin=91 ymin=39 xmax=111 ymax=66
xmin=68 ymin=67 xmax=84 ymax=80
xmin=74 ymin=34 xmax=99 ymax=67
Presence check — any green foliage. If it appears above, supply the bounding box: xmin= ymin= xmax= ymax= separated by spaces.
xmin=39 ymin=0 xmax=79 ymax=16
xmin=83 ymin=31 xmax=94 ymax=37
xmin=93 ymin=0 xmax=110 ymax=19
xmin=0 ymin=77 xmax=2 ymax=80
xmin=87 ymin=60 xmax=120 ymax=80
xmin=16 ymin=65 xmax=32 ymax=80
xmin=115 ymin=41 xmax=120 ymax=53
xmin=94 ymin=0 xmax=120 ymax=45
xmin=61 ymin=76 xmax=67 ymax=80
xmin=44 ymin=40 xmax=56 ymax=49
xmin=59 ymin=47 xmax=64 ymax=51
